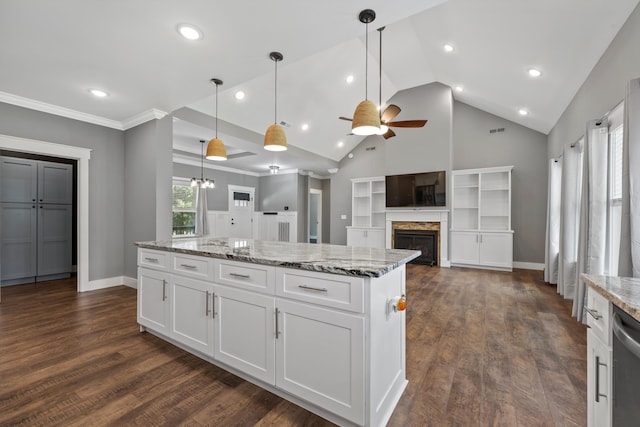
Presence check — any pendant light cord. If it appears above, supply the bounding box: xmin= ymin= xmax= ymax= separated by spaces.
xmin=364 ymin=22 xmax=369 ymax=100
xmin=215 ymin=83 xmax=219 ymax=138
xmin=274 ymin=58 xmax=278 ymax=124
xmin=379 ymin=27 xmax=382 ymax=115
xmin=200 ymin=140 xmax=204 ymax=180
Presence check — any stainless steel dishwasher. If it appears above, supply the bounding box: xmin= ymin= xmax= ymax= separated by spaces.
xmin=612 ymin=304 xmax=640 ymax=426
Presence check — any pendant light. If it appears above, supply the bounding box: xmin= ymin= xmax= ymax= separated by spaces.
xmin=191 ymin=140 xmax=215 ymax=188
xmin=264 ymin=51 xmax=287 ymax=151
xmin=206 ymin=78 xmax=227 ymax=161
xmin=351 ymin=9 xmax=381 ymax=136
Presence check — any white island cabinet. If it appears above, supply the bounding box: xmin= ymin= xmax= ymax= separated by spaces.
xmin=136 ymin=238 xmax=419 ymax=427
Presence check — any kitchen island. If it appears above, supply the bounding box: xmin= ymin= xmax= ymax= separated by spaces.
xmin=136 ymin=238 xmax=420 ymax=427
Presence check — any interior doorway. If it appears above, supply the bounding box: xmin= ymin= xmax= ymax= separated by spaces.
xmin=309 ymin=189 xmax=322 ymax=244
xmin=228 ymin=185 xmax=254 ymax=238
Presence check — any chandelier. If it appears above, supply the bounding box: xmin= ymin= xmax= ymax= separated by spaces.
xmin=190 ymin=139 xmax=215 ymax=188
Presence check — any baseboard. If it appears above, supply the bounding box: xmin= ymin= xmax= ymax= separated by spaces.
xmin=513 ymin=262 xmax=544 ymax=271
xmin=82 ymin=276 xmax=136 ymax=292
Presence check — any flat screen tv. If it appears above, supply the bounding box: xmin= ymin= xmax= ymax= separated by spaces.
xmin=385 ymin=171 xmax=446 ymax=208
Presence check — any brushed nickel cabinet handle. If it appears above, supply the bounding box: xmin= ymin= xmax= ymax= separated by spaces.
xmin=212 ymin=292 xmax=217 ymax=318
xmin=205 ymin=291 xmax=211 ymax=316
xmin=595 ymin=356 xmax=607 ymax=402
xmin=229 ymin=272 xmax=250 ymax=279
xmin=275 ymin=308 xmax=280 ymax=339
xmin=162 ymin=280 xmax=167 ymax=302
xmin=145 ymin=257 xmax=159 ymax=263
xmin=180 ymin=264 xmax=197 ymax=269
xmin=585 ymin=307 xmax=603 ymax=320
xmin=298 ymin=284 xmax=328 ymax=293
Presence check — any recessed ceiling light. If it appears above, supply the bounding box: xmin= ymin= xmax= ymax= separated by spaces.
xmin=528 ymin=68 xmax=542 ymax=78
xmin=234 ymin=91 xmax=245 ymax=100
xmin=177 ymin=24 xmax=202 ymax=41
xmin=301 ymin=123 xmax=309 ymax=131
xmin=89 ymin=89 xmax=108 ymax=98
xmin=518 ymin=109 xmax=529 ymax=116
xmin=443 ymin=44 xmax=454 ymax=53
xmin=346 ymin=75 xmax=354 ymax=84
xmin=455 ymin=86 xmax=463 ymax=92
xmin=337 ymin=141 xmax=344 ymax=148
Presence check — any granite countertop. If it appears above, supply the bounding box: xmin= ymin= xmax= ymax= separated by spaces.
xmin=136 ymin=237 xmax=421 ymax=278
xmin=582 ymin=274 xmax=640 ymax=322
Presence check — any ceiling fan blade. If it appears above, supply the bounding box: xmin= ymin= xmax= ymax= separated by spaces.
xmin=387 ymin=119 xmax=428 ymax=128
xmin=383 ymin=129 xmax=396 ymax=139
xmin=381 ymin=104 xmax=401 ymax=123
xmin=339 ymin=116 xmax=353 ymax=122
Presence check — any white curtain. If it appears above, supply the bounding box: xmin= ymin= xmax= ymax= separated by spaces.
xmin=195 ymin=186 xmax=209 ymax=236
xmin=572 ymin=120 xmax=610 ymax=321
xmin=544 ymin=158 xmax=562 ymax=284
xmin=618 ymin=78 xmax=640 ymax=277
xmin=557 ymin=140 xmax=584 ymax=299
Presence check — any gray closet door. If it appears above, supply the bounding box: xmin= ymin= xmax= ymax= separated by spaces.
xmin=0 ymin=157 xmax=37 ymax=203
xmin=38 ymin=161 xmax=72 ymax=204
xmin=1 ymin=202 xmax=37 ymax=280
xmin=37 ymin=204 xmax=72 ymax=276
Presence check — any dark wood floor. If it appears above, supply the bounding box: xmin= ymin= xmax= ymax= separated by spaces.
xmin=0 ymin=266 xmax=587 ymax=426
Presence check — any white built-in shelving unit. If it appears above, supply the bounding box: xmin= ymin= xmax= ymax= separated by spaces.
xmin=347 ymin=177 xmax=385 ymax=248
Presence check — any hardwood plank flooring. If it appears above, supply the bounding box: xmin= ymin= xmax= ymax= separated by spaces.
xmin=0 ymin=267 xmax=586 ymax=426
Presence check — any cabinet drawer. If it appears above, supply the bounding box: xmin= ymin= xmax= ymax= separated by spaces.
xmin=276 ymin=268 xmax=364 ymax=313
xmin=215 ymin=259 xmax=275 ymax=294
xmin=173 ymin=253 xmax=214 ymax=280
xmin=586 ymin=287 xmax=611 ymax=345
xmin=138 ymin=249 xmax=170 ymax=270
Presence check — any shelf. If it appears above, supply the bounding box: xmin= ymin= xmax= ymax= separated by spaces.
xmin=481 ymin=187 xmax=508 ymax=192
xmin=454 ymin=185 xmax=479 ymax=189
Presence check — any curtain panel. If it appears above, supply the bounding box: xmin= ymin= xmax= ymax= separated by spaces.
xmin=544 ymin=158 xmax=562 ymax=284
xmin=195 ymin=186 xmax=209 ymax=236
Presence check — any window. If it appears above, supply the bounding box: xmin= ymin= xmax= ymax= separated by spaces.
xmin=607 ymin=105 xmax=624 ymax=275
xmin=173 ymin=180 xmax=197 ymax=236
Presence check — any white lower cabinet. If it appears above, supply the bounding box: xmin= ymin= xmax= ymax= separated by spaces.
xmin=587 ymin=330 xmax=611 ymax=427
xmin=213 ymin=285 xmax=276 ymax=384
xmin=170 ymin=275 xmax=214 ymax=356
xmin=137 ymin=267 xmax=170 ymax=334
xmin=450 ymin=230 xmax=513 ymax=270
xmin=346 ymin=227 xmax=385 ymax=248
xmin=275 ymin=298 xmax=365 ymax=425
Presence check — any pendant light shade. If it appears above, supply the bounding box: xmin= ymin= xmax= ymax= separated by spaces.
xmin=206 ymin=78 xmax=227 ymax=161
xmin=351 ymin=9 xmax=381 ymax=136
xmin=264 ymin=51 xmax=287 ymax=151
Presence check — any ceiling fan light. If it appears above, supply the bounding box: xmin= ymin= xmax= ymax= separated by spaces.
xmin=351 ymin=100 xmax=381 ymax=135
xmin=264 ymin=123 xmax=287 ymax=151
xmin=379 ymin=124 xmax=389 ymax=134
xmin=206 ymin=137 xmax=227 ymax=161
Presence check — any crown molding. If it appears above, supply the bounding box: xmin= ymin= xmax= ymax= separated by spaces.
xmin=122 ymin=108 xmax=168 ymax=130
xmin=0 ymin=92 xmax=168 ymax=131
xmin=173 ymin=153 xmax=261 ymax=177
xmin=0 ymin=91 xmax=123 ymax=130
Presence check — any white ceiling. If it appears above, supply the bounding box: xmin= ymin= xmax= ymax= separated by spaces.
xmin=1 ymin=0 xmax=638 ymax=175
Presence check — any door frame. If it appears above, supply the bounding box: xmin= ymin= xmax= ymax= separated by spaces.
xmin=308 ymin=188 xmax=322 ymax=243
xmin=0 ymin=134 xmax=90 ymax=293
xmin=227 ymin=185 xmax=255 ymax=238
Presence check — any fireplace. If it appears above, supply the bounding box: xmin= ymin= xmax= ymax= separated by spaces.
xmin=394 ymin=229 xmax=438 ymax=266
xmin=385 ymin=210 xmax=450 ymax=267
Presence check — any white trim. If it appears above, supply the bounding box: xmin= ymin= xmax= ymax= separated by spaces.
xmin=122 ymin=109 xmax=168 ymax=130
xmin=84 ymin=275 xmax=136 ymax=292
xmin=0 ymin=134 xmax=92 ymax=293
xmin=0 ymin=92 xmax=167 ymax=131
xmin=173 ymin=153 xmax=260 ymax=177
xmin=513 ymin=261 xmax=544 ymax=271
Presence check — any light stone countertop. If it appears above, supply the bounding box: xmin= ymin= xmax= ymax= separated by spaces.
xmin=136 ymin=237 xmax=421 ymax=278
xmin=582 ymin=274 xmax=640 ymax=322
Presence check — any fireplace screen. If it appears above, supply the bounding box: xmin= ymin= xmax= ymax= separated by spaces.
xmin=394 ymin=229 xmax=438 ymax=266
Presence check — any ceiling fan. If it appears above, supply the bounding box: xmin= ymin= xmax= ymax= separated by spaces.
xmin=339 ymin=26 xmax=427 ymax=140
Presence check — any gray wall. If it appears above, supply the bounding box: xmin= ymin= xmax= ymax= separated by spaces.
xmin=173 ymin=162 xmax=259 ymax=211
xmin=258 ymin=173 xmax=298 ymax=212
xmin=298 ymin=174 xmax=309 ymax=242
xmin=548 ymin=2 xmax=640 ymax=158
xmin=0 ymin=102 xmax=125 ymax=281
xmin=330 ymin=82 xmax=453 ymax=245
xmin=321 ymin=178 xmax=331 ymax=243
xmin=124 ymin=118 xmax=173 ymax=279
xmin=453 ymin=101 xmax=548 ymax=263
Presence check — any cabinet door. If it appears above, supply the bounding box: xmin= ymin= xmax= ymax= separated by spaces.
xmin=1 ymin=202 xmax=37 ymax=280
xmin=276 ymin=299 xmax=364 ymax=425
xmin=450 ymin=231 xmax=479 ymax=264
xmin=366 ymin=228 xmax=385 ymax=248
xmin=138 ymin=268 xmax=170 ymax=334
xmin=478 ymin=232 xmax=512 ymax=268
xmin=1 ymin=157 xmax=37 ymax=203
xmin=37 ymin=204 xmax=72 ymax=276
xmin=587 ymin=330 xmax=611 ymax=427
xmin=37 ymin=161 xmax=73 ymax=204
xmin=214 ymin=285 xmax=275 ymax=384
xmin=171 ymin=275 xmax=214 ymax=356
xmin=346 ymin=228 xmax=367 ymax=247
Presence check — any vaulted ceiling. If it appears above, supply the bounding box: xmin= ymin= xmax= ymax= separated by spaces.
xmin=1 ymin=0 xmax=638 ymax=175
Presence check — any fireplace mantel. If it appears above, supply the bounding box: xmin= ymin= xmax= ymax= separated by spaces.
xmin=385 ymin=210 xmax=450 ymax=267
